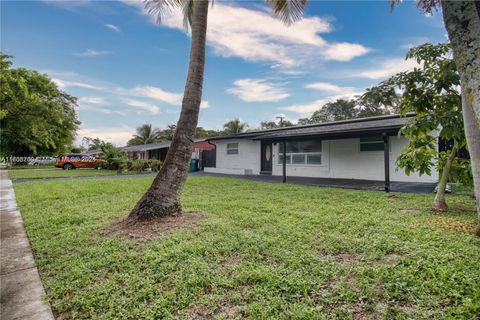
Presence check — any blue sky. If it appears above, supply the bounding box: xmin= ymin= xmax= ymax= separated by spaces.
xmin=2 ymin=0 xmax=446 ymax=145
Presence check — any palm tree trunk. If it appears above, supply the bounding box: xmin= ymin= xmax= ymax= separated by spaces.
xmin=129 ymin=0 xmax=209 ymax=220
xmin=432 ymin=141 xmax=458 ymax=212
xmin=442 ymin=0 xmax=480 ymax=235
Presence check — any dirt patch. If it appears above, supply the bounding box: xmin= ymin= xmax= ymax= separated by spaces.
xmin=335 ymin=253 xmax=364 ymax=264
xmin=185 ymin=304 xmax=210 ymax=320
xmin=375 ymin=254 xmax=400 ymax=267
xmin=386 ymin=194 xmax=401 ymax=199
xmin=105 ymin=212 xmax=204 ymax=241
xmin=427 ymin=216 xmax=476 ymax=234
xmin=222 ymin=255 xmax=241 ymax=267
xmin=184 ymin=301 xmax=244 ymax=320
xmin=215 ymin=301 xmax=244 ymax=319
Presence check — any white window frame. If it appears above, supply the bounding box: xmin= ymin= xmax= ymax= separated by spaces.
xmin=277 ymin=141 xmax=322 ymax=166
xmin=359 ymin=136 xmax=384 ymax=152
xmin=226 ymin=142 xmax=239 ymax=155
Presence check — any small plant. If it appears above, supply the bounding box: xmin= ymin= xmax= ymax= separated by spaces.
xmin=129 ymin=159 xmax=149 ymax=173
xmin=148 ymin=159 xmax=162 ymax=172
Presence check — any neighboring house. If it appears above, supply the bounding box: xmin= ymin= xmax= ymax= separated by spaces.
xmin=85 ymin=149 xmax=102 ymax=158
xmin=205 ymin=114 xmax=439 ymax=191
xmin=122 ymin=139 xmax=216 ymax=162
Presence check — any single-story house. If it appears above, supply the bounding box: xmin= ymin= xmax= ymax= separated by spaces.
xmin=122 ymin=139 xmax=216 ymax=163
xmin=205 ymin=114 xmax=439 ymax=192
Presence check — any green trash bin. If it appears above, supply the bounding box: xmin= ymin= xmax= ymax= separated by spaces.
xmin=188 ymin=159 xmax=196 ymax=172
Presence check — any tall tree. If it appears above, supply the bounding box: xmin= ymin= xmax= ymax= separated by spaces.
xmin=392 ymin=0 xmax=480 ymax=235
xmin=127 ymin=124 xmax=161 ymax=146
xmin=381 ymin=43 xmax=471 ymax=211
xmin=223 ymin=118 xmax=248 ymax=135
xmin=0 ymin=54 xmax=79 ymax=157
xmin=129 ymin=0 xmax=308 ymax=220
xmin=259 ymin=118 xmax=294 ymax=129
xmin=440 ymin=0 xmax=480 ymax=236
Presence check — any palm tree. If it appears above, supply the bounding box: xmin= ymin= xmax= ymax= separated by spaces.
xmin=223 ymin=118 xmax=248 ymax=135
xmin=129 ymin=0 xmax=308 ymax=220
xmin=127 ymin=124 xmax=160 ymax=146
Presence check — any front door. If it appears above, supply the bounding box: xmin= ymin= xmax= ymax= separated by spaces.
xmin=261 ymin=142 xmax=273 ymax=173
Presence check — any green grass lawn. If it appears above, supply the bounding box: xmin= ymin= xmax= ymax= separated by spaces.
xmin=8 ymin=168 xmax=120 ymax=180
xmin=14 ymin=177 xmax=480 ymax=319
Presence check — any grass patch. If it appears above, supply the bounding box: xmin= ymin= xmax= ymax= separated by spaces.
xmin=8 ymin=168 xmax=119 ymax=180
xmin=14 ymin=176 xmax=480 ymax=319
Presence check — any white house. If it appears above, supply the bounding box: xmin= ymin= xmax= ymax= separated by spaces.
xmin=205 ymin=114 xmax=438 ymax=192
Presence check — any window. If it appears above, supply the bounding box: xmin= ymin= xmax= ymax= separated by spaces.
xmin=278 ymin=140 xmax=322 ymax=165
xmin=227 ymin=143 xmax=239 ymax=155
xmin=360 ymin=136 xmax=384 ymax=152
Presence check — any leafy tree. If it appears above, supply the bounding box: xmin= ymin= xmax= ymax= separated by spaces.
xmin=100 ymin=142 xmax=127 ymax=171
xmin=223 ymin=118 xmax=248 ymax=135
xmin=82 ymin=137 xmax=105 ymax=151
xmin=195 ymin=126 xmax=222 ymax=138
xmin=0 ymin=54 xmax=80 ymax=157
xmin=358 ymin=84 xmax=402 ymax=116
xmin=127 ymin=124 xmax=161 ymax=146
xmin=157 ymin=124 xmax=177 ymax=141
xmin=392 ymin=0 xmax=480 ymax=235
xmin=259 ymin=118 xmax=294 ymax=129
xmin=371 ymin=43 xmax=471 ymax=211
xmin=129 ymin=0 xmax=308 ymax=220
xmin=298 ymin=96 xmax=394 ymax=125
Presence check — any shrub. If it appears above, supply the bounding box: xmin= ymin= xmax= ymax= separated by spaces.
xmin=129 ymin=159 xmax=149 ymax=172
xmin=100 ymin=143 xmax=127 ymax=170
xmin=148 ymin=160 xmax=162 ymax=172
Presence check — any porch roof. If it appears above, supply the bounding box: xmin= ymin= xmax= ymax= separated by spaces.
xmin=209 ymin=114 xmax=413 ymax=141
xmin=122 ymin=141 xmax=171 ymax=152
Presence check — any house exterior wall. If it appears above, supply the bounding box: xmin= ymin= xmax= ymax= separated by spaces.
xmin=207 ymin=136 xmax=438 ymax=183
xmin=204 ymin=139 xmax=261 ymax=175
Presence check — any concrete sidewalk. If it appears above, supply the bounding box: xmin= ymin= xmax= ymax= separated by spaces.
xmin=0 ymin=167 xmax=54 ymax=320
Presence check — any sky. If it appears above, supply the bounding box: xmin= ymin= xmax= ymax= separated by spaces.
xmin=1 ymin=0 xmax=447 ymax=146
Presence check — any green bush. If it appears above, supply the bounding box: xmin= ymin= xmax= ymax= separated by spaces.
xmin=129 ymin=159 xmax=149 ymax=172
xmin=148 ymin=159 xmax=162 ymax=172
xmin=100 ymin=143 xmax=127 ymax=170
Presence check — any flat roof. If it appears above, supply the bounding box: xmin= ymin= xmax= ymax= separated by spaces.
xmin=209 ymin=114 xmax=413 ymax=141
xmin=122 ymin=141 xmax=171 ymax=152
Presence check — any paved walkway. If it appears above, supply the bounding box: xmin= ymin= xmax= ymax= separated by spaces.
xmin=0 ymin=167 xmax=54 ymax=320
xmin=11 ymin=170 xmax=436 ymax=194
xmin=196 ymin=172 xmax=437 ymax=194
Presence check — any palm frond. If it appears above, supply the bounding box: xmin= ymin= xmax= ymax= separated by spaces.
xmin=145 ymin=0 xmax=199 ymax=30
xmin=265 ymin=0 xmax=307 ymax=25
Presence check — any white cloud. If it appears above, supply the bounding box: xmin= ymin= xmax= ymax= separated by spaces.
xmin=304 ymin=82 xmax=357 ymax=95
xmin=226 ymin=79 xmax=289 ymax=102
xmin=128 ymin=2 xmax=369 ymax=68
xmin=77 ymin=126 xmax=134 ymax=146
xmin=77 ymin=104 xmax=126 ymax=116
xmin=105 ymin=23 xmax=121 ymax=32
xmin=133 ymin=85 xmax=209 ymax=108
xmin=52 ymin=78 xmax=98 ymax=90
xmin=353 ymin=58 xmax=420 ymax=79
xmin=123 ymin=98 xmax=161 ymax=114
xmin=323 ymin=43 xmax=371 ymax=61
xmin=50 ymin=71 xmax=210 ymax=112
xmin=78 ymin=96 xmax=106 ymax=104
xmin=200 ymin=101 xmax=209 ymax=109
xmin=73 ymin=49 xmax=112 ymax=57
xmin=133 ymin=86 xmax=182 ymax=105
xmin=281 ymin=92 xmax=363 ymax=114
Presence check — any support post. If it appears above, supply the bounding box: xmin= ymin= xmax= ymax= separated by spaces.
xmin=282 ymin=141 xmax=287 ymax=183
xmin=382 ymin=133 xmax=390 ymax=193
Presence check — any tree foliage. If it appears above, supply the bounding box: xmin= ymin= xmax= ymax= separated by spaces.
xmin=297 ymin=97 xmax=392 ymax=125
xmin=370 ymin=43 xmax=472 ymax=188
xmin=127 ymin=124 xmax=161 ymax=146
xmin=0 ymin=54 xmax=80 ymax=156
xmin=259 ymin=118 xmax=294 ymax=129
xmin=223 ymin=118 xmax=248 ymax=134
